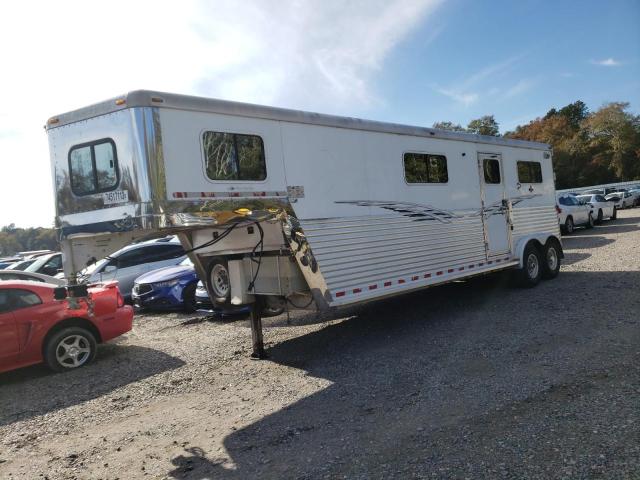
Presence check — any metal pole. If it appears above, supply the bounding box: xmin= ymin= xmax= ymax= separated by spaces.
xmin=249 ymin=299 xmax=267 ymax=359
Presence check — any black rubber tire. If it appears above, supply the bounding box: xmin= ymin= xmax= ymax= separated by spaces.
xmin=541 ymin=239 xmax=562 ymax=280
xmin=515 ymin=243 xmax=543 ymax=288
xmin=596 ymin=209 xmax=603 ymax=224
xmin=44 ymin=327 xmax=97 ymax=372
xmin=206 ymin=257 xmax=231 ymax=306
xmin=182 ymin=283 xmax=198 ymax=313
xmin=586 ymin=213 xmax=594 ymax=229
xmin=564 ymin=216 xmax=574 ymax=234
xmin=611 ymin=207 xmax=617 ymax=220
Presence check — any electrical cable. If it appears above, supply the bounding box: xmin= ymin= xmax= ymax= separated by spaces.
xmin=287 ymin=294 xmax=314 ymax=309
xmin=247 ymin=221 xmax=264 ymax=292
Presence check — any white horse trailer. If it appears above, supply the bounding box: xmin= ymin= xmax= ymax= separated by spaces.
xmin=46 ymin=90 xmax=562 ymax=357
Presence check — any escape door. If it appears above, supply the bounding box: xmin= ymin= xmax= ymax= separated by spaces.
xmin=478 ymin=153 xmax=510 ymax=256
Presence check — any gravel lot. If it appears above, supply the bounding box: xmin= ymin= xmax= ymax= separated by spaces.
xmin=1 ymin=209 xmax=639 ymax=480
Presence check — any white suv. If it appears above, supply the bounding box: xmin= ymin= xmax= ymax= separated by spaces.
xmin=556 ymin=194 xmax=594 ymax=234
xmin=78 ymin=239 xmax=186 ymax=299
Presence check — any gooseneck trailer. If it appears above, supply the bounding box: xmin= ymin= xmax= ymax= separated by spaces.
xmin=46 ymin=90 xmax=562 ymax=357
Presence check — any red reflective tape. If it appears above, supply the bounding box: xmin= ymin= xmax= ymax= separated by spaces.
xmin=384 ymin=281 xmax=392 ymax=287
xmin=424 ymin=273 xmax=431 ymax=278
xmin=369 ymin=284 xmax=377 ymax=290
xmin=353 ymin=288 xmax=362 ymax=294
xmin=230 ymin=192 xmax=240 ymax=197
xmin=335 ymin=291 xmax=345 ymax=298
xmin=447 ymin=269 xmax=454 ymax=273
xmin=398 ymin=279 xmax=406 ymax=284
xmin=436 ymin=271 xmax=443 ymax=276
xmin=412 ymin=276 xmax=419 ymax=281
xmin=173 ymin=192 xmax=184 ymax=198
xmin=253 ymin=192 xmax=266 ymax=197
xmin=459 ymin=267 xmax=465 ymax=271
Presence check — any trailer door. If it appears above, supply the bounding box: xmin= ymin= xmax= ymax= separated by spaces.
xmin=478 ymin=153 xmax=510 ymax=256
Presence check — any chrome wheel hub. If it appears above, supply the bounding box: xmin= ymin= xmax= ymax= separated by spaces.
xmin=527 ymin=253 xmax=539 ymax=279
xmin=547 ymin=247 xmax=558 ymax=271
xmin=56 ymin=335 xmax=91 ymax=368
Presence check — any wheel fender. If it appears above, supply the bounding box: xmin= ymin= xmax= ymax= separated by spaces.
xmin=514 ymin=234 xmax=563 ymax=268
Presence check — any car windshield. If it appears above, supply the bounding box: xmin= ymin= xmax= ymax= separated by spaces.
xmin=24 ymin=254 xmax=55 ymax=273
xmin=577 ymin=195 xmax=591 ymax=202
xmin=81 ymin=258 xmax=109 ymax=276
xmin=6 ymin=259 xmax=35 ymax=270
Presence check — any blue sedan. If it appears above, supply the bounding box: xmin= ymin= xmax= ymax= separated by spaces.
xmin=132 ymin=258 xmax=198 ymax=312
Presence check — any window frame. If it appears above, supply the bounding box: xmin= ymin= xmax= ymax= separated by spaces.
xmin=516 ymin=160 xmax=543 ymax=184
xmin=68 ymin=138 xmax=120 ymax=196
xmin=201 ymin=130 xmax=268 ymax=183
xmin=402 ymin=151 xmax=449 ymax=185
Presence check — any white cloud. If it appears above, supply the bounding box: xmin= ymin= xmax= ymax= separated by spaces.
xmin=434 ymin=87 xmax=479 ymax=106
xmin=0 ymin=0 xmax=443 ymax=227
xmin=591 ymin=57 xmax=622 ymax=67
xmin=432 ymin=55 xmax=524 ymax=107
xmin=503 ymin=78 xmax=535 ymax=99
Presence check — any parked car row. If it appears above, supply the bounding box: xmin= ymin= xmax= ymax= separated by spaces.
xmin=556 ymin=184 xmax=640 ymax=234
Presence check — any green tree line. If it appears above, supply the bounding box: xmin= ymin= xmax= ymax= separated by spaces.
xmin=433 ymin=101 xmax=640 ymax=189
xmin=0 ymin=224 xmax=58 ymax=257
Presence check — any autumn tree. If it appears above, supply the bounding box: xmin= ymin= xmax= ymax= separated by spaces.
xmin=467 ymin=115 xmax=500 ymax=136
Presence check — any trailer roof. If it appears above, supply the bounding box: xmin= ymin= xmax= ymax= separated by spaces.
xmin=46 ymin=90 xmax=550 ymax=151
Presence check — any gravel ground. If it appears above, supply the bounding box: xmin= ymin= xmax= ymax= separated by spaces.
xmin=1 ymin=209 xmax=639 ymax=480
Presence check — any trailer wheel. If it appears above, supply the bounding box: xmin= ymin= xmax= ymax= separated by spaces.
xmin=541 ymin=239 xmax=561 ymax=280
xmin=206 ymin=257 xmax=231 ymax=305
xmin=515 ymin=243 xmax=543 ymax=288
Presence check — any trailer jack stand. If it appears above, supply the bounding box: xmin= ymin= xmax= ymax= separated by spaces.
xmin=249 ymin=302 xmax=267 ymax=360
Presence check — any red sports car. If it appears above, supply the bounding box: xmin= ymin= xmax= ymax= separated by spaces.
xmin=0 ymin=280 xmax=133 ymax=373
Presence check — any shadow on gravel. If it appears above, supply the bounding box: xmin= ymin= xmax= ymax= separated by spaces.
xmin=0 ymin=344 xmax=184 ymax=427
xmin=561 ymin=235 xmax=615 ymax=249
xmin=168 ymin=447 xmax=226 ymax=479
xmin=562 ymin=252 xmax=592 ymax=265
xmin=195 ymin=270 xmax=640 ymax=479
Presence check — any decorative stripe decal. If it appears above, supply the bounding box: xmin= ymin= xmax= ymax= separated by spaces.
xmin=331 ymin=255 xmax=512 ymax=301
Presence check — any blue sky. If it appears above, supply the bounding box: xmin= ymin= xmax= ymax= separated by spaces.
xmin=0 ymin=0 xmax=638 ymax=228
xmin=373 ymin=0 xmax=640 ymax=131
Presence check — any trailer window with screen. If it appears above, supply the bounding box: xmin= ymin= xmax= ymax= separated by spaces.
xmin=517 ymin=161 xmax=543 ymax=183
xmin=68 ymin=139 xmax=118 ymax=196
xmin=203 ymin=131 xmax=266 ymax=181
xmin=404 ymin=153 xmax=448 ymax=183
xmin=483 ymin=158 xmax=501 ymax=184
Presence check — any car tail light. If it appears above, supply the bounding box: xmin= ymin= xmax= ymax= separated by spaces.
xmin=116 ymin=289 xmax=125 ymax=308
xmin=555 ymin=204 xmax=562 ymax=214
